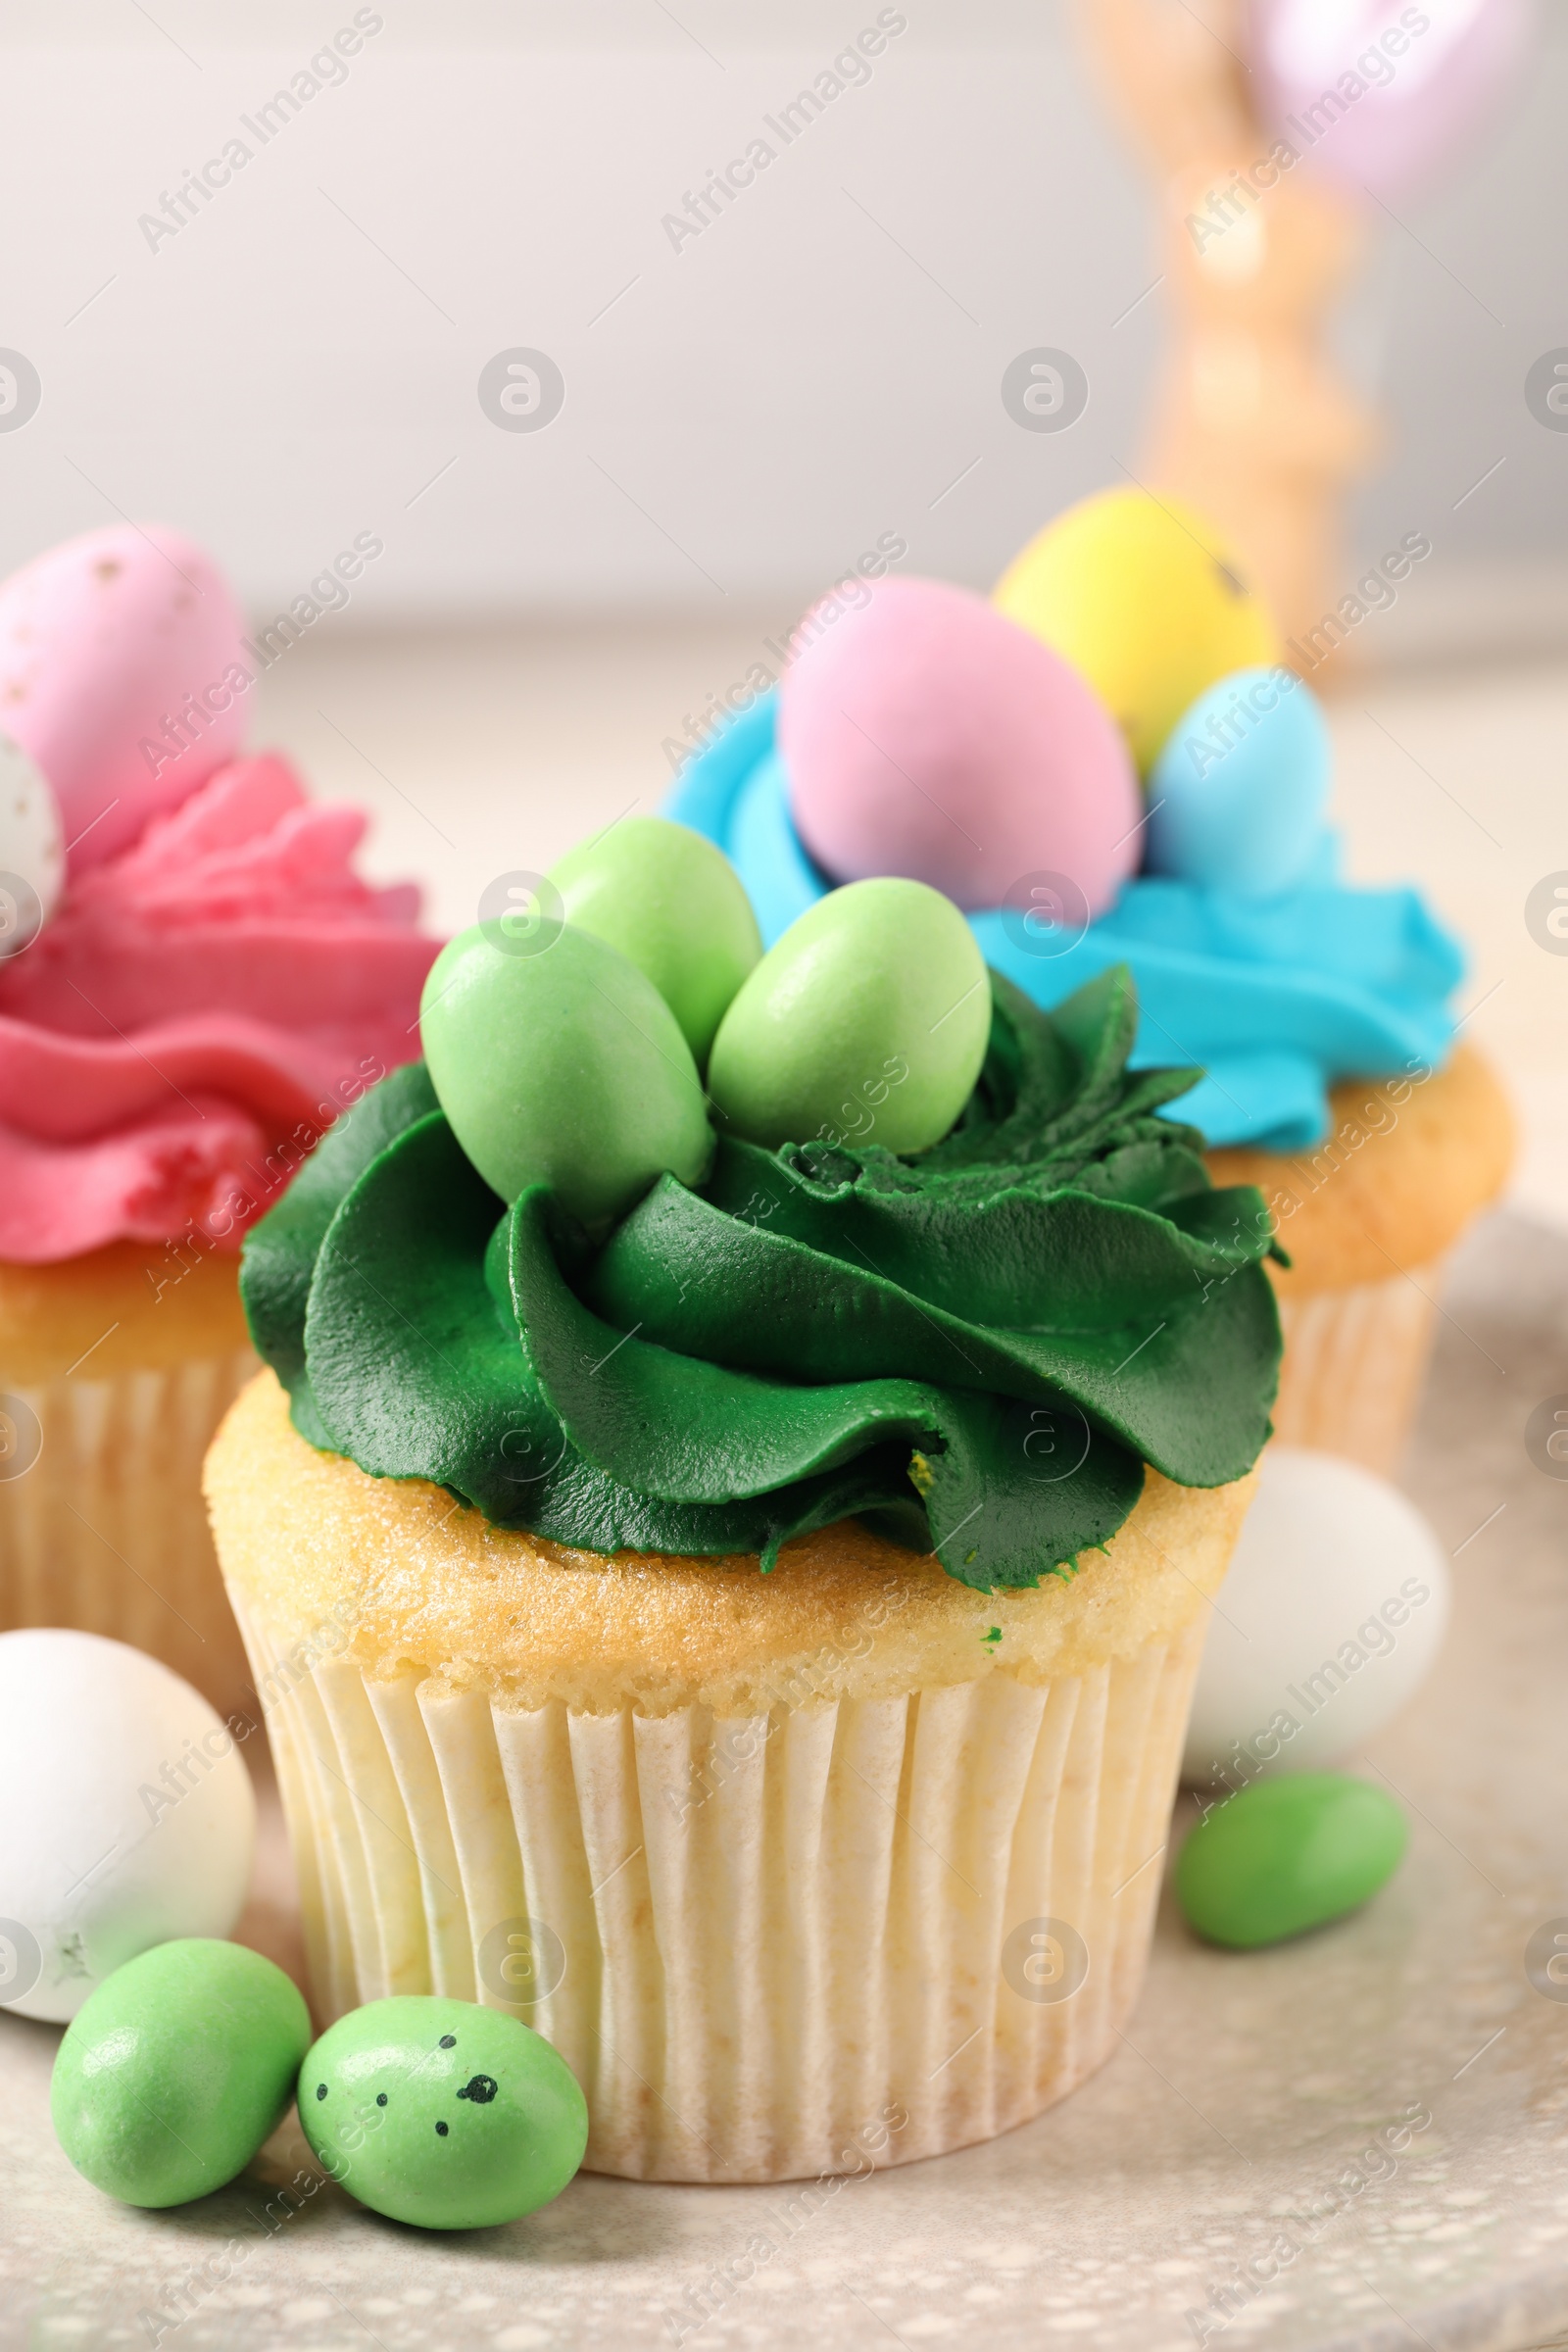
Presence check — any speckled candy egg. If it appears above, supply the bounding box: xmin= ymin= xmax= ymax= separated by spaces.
xmin=301 ymin=1995 xmax=588 ymax=2230
xmin=0 ymin=523 xmax=250 ymax=874
xmin=0 ymin=1629 xmax=256 ymax=2022
xmin=0 ymin=732 xmax=64 ymax=951
xmin=1182 ymin=1448 xmax=1450 ymax=1787
xmin=993 ymin=489 xmax=1280 ymax=774
xmin=1147 ymin=665 xmax=1331 ymax=899
xmin=780 ymin=574 xmax=1140 ymax=915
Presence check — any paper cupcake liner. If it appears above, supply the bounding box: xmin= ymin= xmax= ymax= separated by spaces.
xmin=229 ymin=1584 xmax=1207 ymax=2183
xmin=0 ymin=1348 xmax=258 ymax=1710
xmin=1272 ymin=1257 xmax=1446 ymax=1475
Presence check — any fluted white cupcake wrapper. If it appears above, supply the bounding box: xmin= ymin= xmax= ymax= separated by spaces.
xmin=230 ymin=1587 xmax=1207 ymax=2183
xmin=0 ymin=1348 xmax=257 ymax=1711
xmin=1272 ymin=1257 xmax=1445 ymax=1475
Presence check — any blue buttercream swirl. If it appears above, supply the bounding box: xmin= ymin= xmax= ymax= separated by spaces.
xmin=663 ymin=692 xmax=1463 ymax=1151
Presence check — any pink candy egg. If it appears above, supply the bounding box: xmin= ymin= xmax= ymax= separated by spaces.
xmin=1247 ymin=0 xmax=1532 ymax=204
xmin=780 ymin=575 xmax=1141 ymax=914
xmin=0 ymin=524 xmax=251 ymax=873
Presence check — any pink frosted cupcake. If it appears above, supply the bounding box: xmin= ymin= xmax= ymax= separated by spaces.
xmin=0 ymin=523 xmax=436 ymax=1705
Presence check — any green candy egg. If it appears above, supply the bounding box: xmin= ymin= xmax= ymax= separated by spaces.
xmin=548 ymin=815 xmax=762 ymax=1064
xmin=706 ymin=877 xmax=990 ymax=1153
xmin=300 ymin=1995 xmax=588 ymax=2230
xmin=1177 ymin=1774 xmax=1408 ymax=1950
xmin=50 ymin=1938 xmax=311 ymax=2208
xmin=421 ymin=920 xmax=712 ymax=1229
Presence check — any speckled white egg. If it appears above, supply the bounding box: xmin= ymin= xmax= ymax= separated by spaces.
xmin=1182 ymin=1447 xmax=1450 ymax=1788
xmin=0 ymin=1629 xmax=257 ymax=2021
xmin=0 ymin=732 xmax=63 ymax=953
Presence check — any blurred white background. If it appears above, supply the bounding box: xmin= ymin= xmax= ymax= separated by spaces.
xmin=4 ymin=1 xmax=1567 ymax=1213
xmin=3 ymin=1 xmax=1564 ymax=621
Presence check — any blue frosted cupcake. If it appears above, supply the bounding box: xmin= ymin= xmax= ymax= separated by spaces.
xmin=667 ymin=497 xmax=1510 ymax=1468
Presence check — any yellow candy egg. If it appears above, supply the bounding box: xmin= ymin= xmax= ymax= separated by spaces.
xmin=993 ymin=488 xmax=1280 ymax=775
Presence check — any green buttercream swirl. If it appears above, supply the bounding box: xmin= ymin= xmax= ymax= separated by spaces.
xmin=240 ymin=967 xmax=1282 ymax=1591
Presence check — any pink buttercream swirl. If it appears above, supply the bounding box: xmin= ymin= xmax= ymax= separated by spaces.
xmin=0 ymin=753 xmax=437 ymax=1262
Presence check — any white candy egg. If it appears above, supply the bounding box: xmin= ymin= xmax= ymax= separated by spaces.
xmin=0 ymin=732 xmax=64 ymax=953
xmin=1182 ymin=1447 xmax=1450 ymax=1788
xmin=0 ymin=1628 xmax=256 ymax=2021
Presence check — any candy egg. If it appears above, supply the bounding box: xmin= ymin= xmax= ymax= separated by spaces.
xmin=300 ymin=1995 xmax=588 ymax=2230
xmin=0 ymin=523 xmax=250 ymax=874
xmin=779 ymin=574 xmax=1140 ymax=915
xmin=706 ymin=877 xmax=991 ymax=1153
xmin=420 ymin=920 xmax=712 ymax=1229
xmin=1182 ymin=1449 xmax=1450 ymax=1788
xmin=1147 ymin=666 xmax=1331 ymax=899
xmin=0 ymin=1629 xmax=257 ymax=2023
xmin=0 ymin=732 xmax=64 ymax=953
xmin=1177 ymin=1773 xmax=1408 ymax=1949
xmin=1250 ymin=0 xmax=1531 ymax=205
xmin=51 ymin=1938 xmax=310 ymax=2207
xmin=993 ymin=489 xmax=1280 ymax=773
xmin=548 ymin=815 xmax=762 ymax=1063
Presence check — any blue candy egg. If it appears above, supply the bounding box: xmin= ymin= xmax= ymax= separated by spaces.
xmin=1146 ymin=666 xmax=1330 ymax=900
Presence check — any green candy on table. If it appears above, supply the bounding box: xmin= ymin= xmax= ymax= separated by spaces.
xmin=50 ymin=1938 xmax=311 ymax=2208
xmin=706 ymin=877 xmax=992 ymax=1153
xmin=1177 ymin=1774 xmax=1408 ymax=1949
xmin=548 ymin=814 xmax=762 ymax=1063
xmin=421 ymin=918 xmax=712 ymax=1230
xmin=300 ymin=1995 xmax=588 ymax=2230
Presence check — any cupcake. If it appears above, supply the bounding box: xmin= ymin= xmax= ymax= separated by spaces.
xmin=206 ymin=829 xmax=1281 ymax=2181
xmin=666 ymin=493 xmax=1511 ymax=1474
xmin=0 ymin=524 xmax=436 ymax=1707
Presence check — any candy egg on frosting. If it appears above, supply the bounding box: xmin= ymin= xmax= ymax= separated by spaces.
xmin=420 ymin=919 xmax=712 ymax=1231
xmin=0 ymin=522 xmax=251 ymax=874
xmin=707 ymin=876 xmax=991 ymax=1153
xmin=1147 ymin=665 xmax=1331 ymax=899
xmin=548 ymin=814 xmax=761 ymax=1063
xmin=779 ymin=574 xmax=1140 ymax=916
xmin=0 ymin=731 xmax=64 ymax=953
xmin=994 ymin=488 xmax=1280 ymax=774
